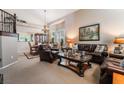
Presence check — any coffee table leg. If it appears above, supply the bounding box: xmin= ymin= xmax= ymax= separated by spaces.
xmin=58 ymin=57 xmax=62 ymax=65
xmin=0 ymin=74 xmax=3 ymax=84
xmin=68 ymin=60 xmax=71 ymax=65
xmin=79 ymin=63 xmax=84 ymax=77
xmin=88 ymin=61 xmax=91 ymax=68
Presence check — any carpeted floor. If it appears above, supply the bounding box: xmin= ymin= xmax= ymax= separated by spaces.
xmin=1 ymin=56 xmax=100 ymax=84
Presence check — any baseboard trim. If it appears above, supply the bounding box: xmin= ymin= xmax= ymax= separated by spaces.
xmin=0 ymin=61 xmax=18 ymax=71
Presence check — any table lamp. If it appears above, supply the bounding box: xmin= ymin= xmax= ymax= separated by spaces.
xmin=67 ymin=39 xmax=74 ymax=48
xmin=113 ymin=37 xmax=124 ymax=54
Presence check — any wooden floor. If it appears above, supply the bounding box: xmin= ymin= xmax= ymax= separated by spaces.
xmin=0 ymin=56 xmax=100 ymax=84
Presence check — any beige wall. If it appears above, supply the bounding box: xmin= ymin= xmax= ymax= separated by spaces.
xmin=64 ymin=9 xmax=124 ymax=44
xmin=65 ymin=13 xmax=76 ymax=41
xmin=17 ymin=42 xmax=30 ymax=55
xmin=0 ymin=36 xmax=17 ymax=67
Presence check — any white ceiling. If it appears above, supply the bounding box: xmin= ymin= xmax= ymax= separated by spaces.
xmin=5 ymin=9 xmax=78 ymax=26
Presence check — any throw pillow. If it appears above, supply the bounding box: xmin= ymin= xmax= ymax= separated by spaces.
xmin=94 ymin=45 xmax=105 ymax=53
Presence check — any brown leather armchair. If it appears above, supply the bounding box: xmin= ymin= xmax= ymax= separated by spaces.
xmin=38 ymin=45 xmax=56 ymax=63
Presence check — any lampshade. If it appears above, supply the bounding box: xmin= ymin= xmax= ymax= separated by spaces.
xmin=67 ymin=39 xmax=74 ymax=48
xmin=67 ymin=39 xmax=74 ymax=43
xmin=113 ymin=37 xmax=124 ymax=44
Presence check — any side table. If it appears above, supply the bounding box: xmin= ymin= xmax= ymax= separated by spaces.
xmin=109 ymin=53 xmax=124 ymax=59
xmin=105 ymin=57 xmax=124 ymax=84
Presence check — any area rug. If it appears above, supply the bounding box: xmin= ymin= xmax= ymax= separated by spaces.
xmin=24 ymin=52 xmax=39 ymax=59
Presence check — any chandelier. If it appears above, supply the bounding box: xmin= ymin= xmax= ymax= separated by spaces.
xmin=42 ymin=10 xmax=49 ymax=33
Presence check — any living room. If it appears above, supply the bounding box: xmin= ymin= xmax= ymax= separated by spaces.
xmin=1 ymin=9 xmax=124 ymax=85
xmin=1 ymin=0 xmax=124 ymax=92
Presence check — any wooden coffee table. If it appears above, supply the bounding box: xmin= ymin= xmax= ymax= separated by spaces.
xmin=57 ymin=52 xmax=92 ymax=77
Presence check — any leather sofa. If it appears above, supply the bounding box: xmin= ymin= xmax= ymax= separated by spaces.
xmin=78 ymin=44 xmax=109 ymax=83
xmin=78 ymin=44 xmax=108 ymax=65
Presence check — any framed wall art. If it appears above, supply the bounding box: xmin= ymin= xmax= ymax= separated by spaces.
xmin=79 ymin=24 xmax=100 ymax=41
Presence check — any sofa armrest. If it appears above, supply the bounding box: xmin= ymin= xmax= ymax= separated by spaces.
xmin=101 ymin=52 xmax=108 ymax=57
xmin=90 ymin=52 xmax=108 ymax=65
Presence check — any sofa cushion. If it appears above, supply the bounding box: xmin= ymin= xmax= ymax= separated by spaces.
xmin=78 ymin=44 xmax=107 ymax=52
xmin=78 ymin=44 xmax=97 ymax=52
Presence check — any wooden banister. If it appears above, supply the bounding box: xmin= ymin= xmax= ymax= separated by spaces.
xmin=0 ymin=9 xmax=16 ymax=34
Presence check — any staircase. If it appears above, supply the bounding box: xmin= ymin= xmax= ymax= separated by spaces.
xmin=0 ymin=9 xmax=17 ymax=71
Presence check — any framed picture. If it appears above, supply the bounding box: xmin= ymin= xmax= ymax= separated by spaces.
xmin=79 ymin=24 xmax=100 ymax=41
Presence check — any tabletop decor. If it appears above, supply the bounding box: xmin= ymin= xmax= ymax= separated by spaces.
xmin=113 ymin=37 xmax=124 ymax=54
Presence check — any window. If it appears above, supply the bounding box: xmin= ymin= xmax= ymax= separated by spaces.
xmin=50 ymin=21 xmax=65 ymax=46
xmin=18 ymin=33 xmax=33 ymax=42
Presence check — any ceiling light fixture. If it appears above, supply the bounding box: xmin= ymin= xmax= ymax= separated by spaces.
xmin=42 ymin=10 xmax=49 ymax=33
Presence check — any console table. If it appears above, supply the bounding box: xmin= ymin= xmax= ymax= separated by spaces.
xmin=109 ymin=53 xmax=124 ymax=59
